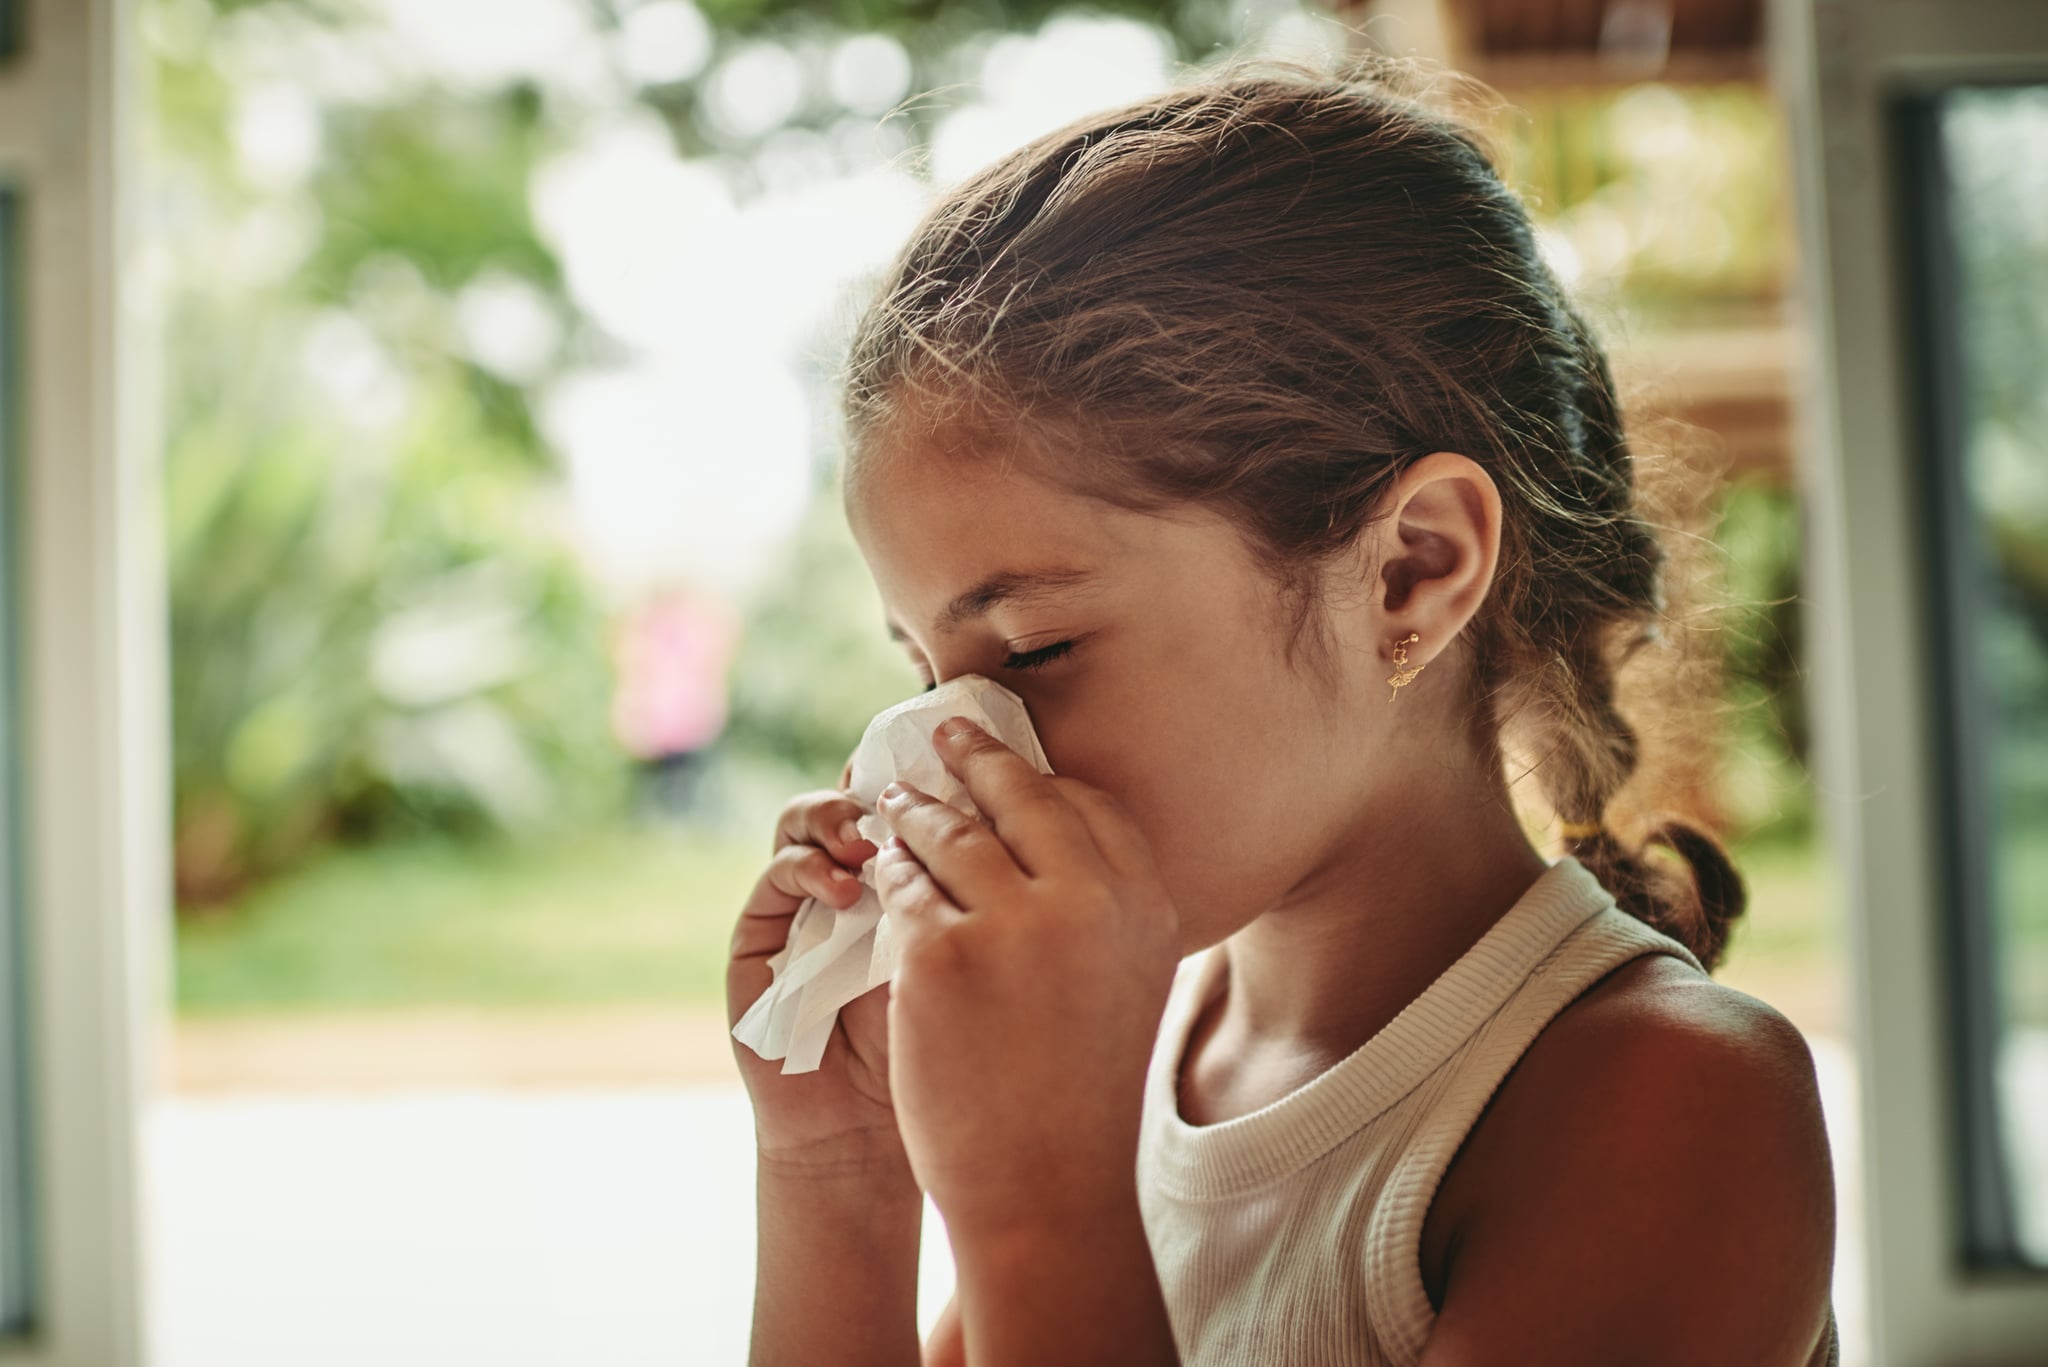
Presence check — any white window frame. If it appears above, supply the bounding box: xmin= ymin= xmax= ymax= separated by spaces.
xmin=0 ymin=0 xmax=160 ymax=1363
xmin=1771 ymin=0 xmax=2048 ymax=1361
xmin=1 ymin=1 xmax=2047 ymax=1365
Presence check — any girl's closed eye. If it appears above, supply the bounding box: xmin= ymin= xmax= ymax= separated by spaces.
xmin=919 ymin=640 xmax=1076 ymax=692
xmin=1005 ymin=639 xmax=1074 ymax=672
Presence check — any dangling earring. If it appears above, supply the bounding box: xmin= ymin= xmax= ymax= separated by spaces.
xmin=1386 ymin=631 xmax=1424 ymax=701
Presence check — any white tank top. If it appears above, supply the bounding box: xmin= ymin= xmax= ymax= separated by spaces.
xmin=1135 ymin=853 xmax=1840 ymax=1366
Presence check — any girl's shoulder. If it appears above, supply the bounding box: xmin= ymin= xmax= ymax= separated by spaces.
xmin=1537 ymin=950 xmax=1816 ymax=1068
xmin=1422 ymin=953 xmax=1837 ymax=1361
xmin=1443 ymin=952 xmax=1831 ymax=1217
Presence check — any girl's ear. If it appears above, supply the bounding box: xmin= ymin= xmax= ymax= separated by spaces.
xmin=1375 ymin=451 xmax=1503 ymax=662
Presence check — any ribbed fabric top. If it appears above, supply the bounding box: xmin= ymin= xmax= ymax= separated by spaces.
xmin=1133 ymin=854 xmax=1836 ymax=1365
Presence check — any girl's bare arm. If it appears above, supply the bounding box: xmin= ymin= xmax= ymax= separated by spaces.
xmin=949 ymin=1192 xmax=1179 ymax=1367
xmin=748 ymin=1158 xmax=924 ymax=1367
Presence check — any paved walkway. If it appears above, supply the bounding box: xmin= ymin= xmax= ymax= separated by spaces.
xmin=144 ymin=1033 xmax=1875 ymax=1366
xmin=146 ymin=1085 xmax=962 ymax=1366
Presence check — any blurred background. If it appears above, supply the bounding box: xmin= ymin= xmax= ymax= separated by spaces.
xmin=0 ymin=0 xmax=2034 ymax=1362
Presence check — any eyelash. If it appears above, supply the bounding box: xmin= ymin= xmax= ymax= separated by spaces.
xmin=919 ymin=640 xmax=1075 ymax=692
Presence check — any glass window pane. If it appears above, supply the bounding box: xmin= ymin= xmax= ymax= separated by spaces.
xmin=0 ymin=185 xmax=36 ymax=1332
xmin=1906 ymin=82 xmax=2048 ymax=1269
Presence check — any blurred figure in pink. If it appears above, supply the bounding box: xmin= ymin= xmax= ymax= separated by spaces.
xmin=609 ymin=584 xmax=742 ymax=821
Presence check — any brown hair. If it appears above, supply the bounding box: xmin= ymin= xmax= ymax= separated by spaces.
xmin=835 ymin=53 xmax=1747 ymax=970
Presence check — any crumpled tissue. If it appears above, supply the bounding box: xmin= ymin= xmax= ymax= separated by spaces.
xmin=731 ymin=673 xmax=1054 ymax=1074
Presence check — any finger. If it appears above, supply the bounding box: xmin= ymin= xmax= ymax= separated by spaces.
xmin=731 ymin=844 xmax=865 ymax=960
xmin=774 ymin=790 xmax=876 ymax=867
xmin=874 ymin=781 xmax=1024 ymax=912
xmin=873 ymin=837 xmax=962 ymax=936
xmin=1048 ymin=776 xmax=1157 ymax=884
xmin=770 ymin=842 xmax=866 ymax=910
xmin=928 ymin=717 xmax=1109 ymax=883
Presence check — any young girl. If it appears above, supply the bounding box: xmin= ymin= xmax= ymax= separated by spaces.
xmin=728 ymin=54 xmax=1838 ymax=1367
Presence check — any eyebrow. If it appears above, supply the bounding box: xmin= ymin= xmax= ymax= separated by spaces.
xmin=884 ymin=566 xmax=1101 ymax=643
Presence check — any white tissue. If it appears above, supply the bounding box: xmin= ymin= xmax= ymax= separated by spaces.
xmin=731 ymin=674 xmax=1054 ymax=1074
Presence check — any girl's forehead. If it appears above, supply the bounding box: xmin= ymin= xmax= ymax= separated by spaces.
xmin=851 ymin=462 xmax=1117 ymax=607
xmin=854 ymin=486 xmax=1265 ymax=656
xmin=848 ymin=439 xmax=1106 ymax=558
xmin=845 ymin=421 xmax=1255 ymax=627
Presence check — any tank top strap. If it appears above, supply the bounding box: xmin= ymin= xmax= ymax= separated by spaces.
xmin=1361 ymin=901 xmax=1708 ymax=1363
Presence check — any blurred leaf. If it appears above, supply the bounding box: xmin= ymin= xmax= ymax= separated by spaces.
xmin=166 ymin=287 xmax=629 ymax=906
xmin=306 ymin=91 xmax=560 ymax=301
xmin=1712 ymin=475 xmax=1810 ymax=839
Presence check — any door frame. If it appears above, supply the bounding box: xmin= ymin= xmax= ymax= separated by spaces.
xmin=0 ymin=0 xmax=159 ymax=1362
xmin=1770 ymin=0 xmax=2048 ymax=1361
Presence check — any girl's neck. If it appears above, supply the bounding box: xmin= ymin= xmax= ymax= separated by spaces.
xmin=1206 ymin=785 xmax=1551 ymax=1071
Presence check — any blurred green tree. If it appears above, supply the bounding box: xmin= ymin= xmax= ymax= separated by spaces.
xmin=165 ymin=284 xmax=627 ymax=905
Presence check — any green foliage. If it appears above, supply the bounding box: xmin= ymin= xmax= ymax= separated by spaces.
xmin=1712 ymin=475 xmax=1811 ymax=841
xmin=1493 ymin=83 xmax=1789 ymax=324
xmin=685 ymin=0 xmax=1239 ymax=60
xmin=306 ymin=89 xmax=561 ymax=303
xmin=151 ymin=0 xmax=636 ymax=909
xmin=165 ymin=284 xmax=629 ymax=905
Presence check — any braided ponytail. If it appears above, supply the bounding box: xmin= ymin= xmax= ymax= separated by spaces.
xmin=1538 ymin=645 xmax=1751 ymax=972
xmin=1519 ymin=301 xmax=1750 ymax=972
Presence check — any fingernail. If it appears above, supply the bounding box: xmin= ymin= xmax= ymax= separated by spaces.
xmin=838 ymin=819 xmax=861 ymax=846
xmin=938 ymin=715 xmax=977 ymax=743
xmin=880 ymin=782 xmax=904 ymax=803
xmin=830 ymin=866 xmax=855 ymax=883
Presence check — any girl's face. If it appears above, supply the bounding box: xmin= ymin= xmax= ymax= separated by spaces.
xmin=845 ymin=436 xmax=1433 ymax=957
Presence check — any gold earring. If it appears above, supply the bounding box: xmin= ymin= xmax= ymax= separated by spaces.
xmin=1387 ymin=631 xmax=1424 ymax=701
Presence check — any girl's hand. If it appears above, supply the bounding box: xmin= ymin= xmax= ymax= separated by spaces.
xmin=727 ymin=770 xmax=906 ymax=1180
xmin=871 ymin=716 xmax=1180 ymax=1237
